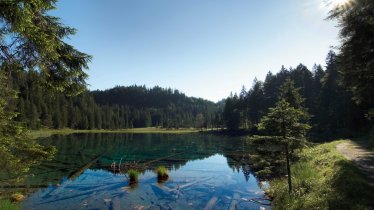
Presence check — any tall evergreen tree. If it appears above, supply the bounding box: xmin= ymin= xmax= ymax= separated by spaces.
xmin=328 ymin=0 xmax=374 ymax=124
xmin=0 ymin=0 xmax=92 ymax=94
xmin=256 ymin=79 xmax=311 ymax=193
xmin=0 ymin=0 xmax=91 ymax=182
xmin=0 ymin=71 xmax=55 ymax=184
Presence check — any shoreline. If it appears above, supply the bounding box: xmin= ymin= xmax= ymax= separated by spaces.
xmin=29 ymin=127 xmax=201 ymax=139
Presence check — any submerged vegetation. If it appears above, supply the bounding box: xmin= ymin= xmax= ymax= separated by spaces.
xmin=268 ymin=140 xmax=374 ymax=209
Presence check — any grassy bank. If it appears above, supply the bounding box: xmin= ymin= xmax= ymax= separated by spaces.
xmin=30 ymin=127 xmax=200 ymax=139
xmin=0 ymin=200 xmax=20 ymax=210
xmin=268 ymin=140 xmax=374 ymax=209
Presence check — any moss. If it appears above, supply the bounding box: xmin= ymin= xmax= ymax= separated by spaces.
xmin=269 ymin=140 xmax=374 ymax=210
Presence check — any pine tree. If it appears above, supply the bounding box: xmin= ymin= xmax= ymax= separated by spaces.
xmin=223 ymin=95 xmax=241 ymax=130
xmin=0 ymin=0 xmax=90 ymax=183
xmin=195 ymin=113 xmax=205 ymax=130
xmin=328 ymin=0 xmax=374 ymax=124
xmin=0 ymin=0 xmax=92 ymax=94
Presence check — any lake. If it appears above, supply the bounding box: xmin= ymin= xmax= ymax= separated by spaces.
xmin=22 ymin=133 xmax=271 ymax=210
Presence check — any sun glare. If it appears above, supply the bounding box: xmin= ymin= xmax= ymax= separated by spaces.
xmin=321 ymin=0 xmax=351 ymax=10
xmin=329 ymin=0 xmax=350 ymax=7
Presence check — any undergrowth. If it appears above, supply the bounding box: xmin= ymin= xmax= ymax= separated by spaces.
xmin=0 ymin=200 xmax=20 ymax=210
xmin=269 ymin=140 xmax=374 ymax=210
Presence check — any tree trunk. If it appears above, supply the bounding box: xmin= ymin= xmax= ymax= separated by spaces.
xmin=285 ymin=143 xmax=292 ymax=194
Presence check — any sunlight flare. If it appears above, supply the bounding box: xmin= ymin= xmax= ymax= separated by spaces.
xmin=324 ymin=0 xmax=351 ymax=8
xmin=332 ymin=0 xmax=350 ymax=5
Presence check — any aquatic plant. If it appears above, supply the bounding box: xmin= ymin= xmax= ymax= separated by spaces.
xmin=155 ymin=166 xmax=169 ymax=181
xmin=127 ymin=169 xmax=140 ymax=184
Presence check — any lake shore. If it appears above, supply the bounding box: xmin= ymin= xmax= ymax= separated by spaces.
xmin=29 ymin=127 xmax=200 ymax=139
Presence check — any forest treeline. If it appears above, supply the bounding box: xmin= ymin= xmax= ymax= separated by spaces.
xmin=10 ymin=71 xmax=223 ymax=130
xmin=11 ymin=50 xmax=370 ymax=140
xmin=223 ymin=51 xmax=370 ymax=140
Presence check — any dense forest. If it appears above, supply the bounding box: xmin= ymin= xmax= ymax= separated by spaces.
xmin=9 ymin=50 xmax=371 ymax=141
xmin=223 ymin=51 xmax=370 ymax=140
xmin=10 ymin=71 xmax=222 ymax=130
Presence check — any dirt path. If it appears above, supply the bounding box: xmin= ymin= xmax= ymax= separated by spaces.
xmin=336 ymin=141 xmax=374 ymax=186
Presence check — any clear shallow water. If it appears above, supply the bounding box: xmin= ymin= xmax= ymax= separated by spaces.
xmin=22 ymin=133 xmax=270 ymax=210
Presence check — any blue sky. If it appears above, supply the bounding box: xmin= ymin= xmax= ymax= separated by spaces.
xmin=53 ymin=0 xmax=339 ymax=102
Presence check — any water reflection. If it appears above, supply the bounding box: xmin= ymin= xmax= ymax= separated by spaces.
xmin=21 ymin=133 xmax=271 ymax=209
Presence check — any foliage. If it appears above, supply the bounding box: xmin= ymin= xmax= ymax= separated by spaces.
xmin=257 ymin=99 xmax=310 ymax=139
xmin=0 ymin=0 xmax=91 ymax=95
xmin=244 ymin=136 xmax=286 ymax=180
xmin=0 ymin=199 xmax=20 ymax=210
xmin=269 ymin=140 xmax=374 ymax=209
xmin=258 ymin=79 xmax=310 ymax=141
xmin=10 ymin=72 xmax=221 ymax=130
xmin=223 ymin=94 xmax=241 ymax=130
xmin=0 ymin=71 xmax=55 ymax=185
xmin=195 ymin=113 xmax=205 ymax=130
xmin=0 ymin=0 xmax=88 ymax=191
xmin=253 ymin=79 xmax=311 ymax=193
xmin=223 ymin=54 xmax=369 ymax=139
xmin=92 ymin=85 xmax=221 ymax=129
xmin=328 ymin=0 xmax=374 ymax=114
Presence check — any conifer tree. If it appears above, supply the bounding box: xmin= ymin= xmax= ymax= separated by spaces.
xmin=328 ymin=0 xmax=374 ymax=126
xmin=0 ymin=70 xmax=55 ymax=184
xmin=0 ymin=0 xmax=92 ymax=94
xmin=256 ymin=79 xmax=311 ymax=194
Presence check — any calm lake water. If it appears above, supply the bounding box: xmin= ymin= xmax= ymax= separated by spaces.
xmin=22 ymin=133 xmax=270 ymax=210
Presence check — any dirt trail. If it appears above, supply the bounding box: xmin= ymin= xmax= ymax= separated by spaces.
xmin=336 ymin=141 xmax=374 ymax=186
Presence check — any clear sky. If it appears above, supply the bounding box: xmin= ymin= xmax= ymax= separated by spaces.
xmin=52 ymin=0 xmax=340 ymax=102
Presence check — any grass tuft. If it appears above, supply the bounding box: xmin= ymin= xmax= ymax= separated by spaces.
xmin=155 ymin=166 xmax=169 ymax=181
xmin=127 ymin=169 xmax=140 ymax=184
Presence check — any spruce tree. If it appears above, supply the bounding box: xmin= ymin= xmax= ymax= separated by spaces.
xmin=0 ymin=0 xmax=90 ymax=183
xmin=328 ymin=0 xmax=374 ymax=126
xmin=0 ymin=71 xmax=55 ymax=184
xmin=256 ymin=79 xmax=311 ymax=194
xmin=0 ymin=0 xmax=92 ymax=94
